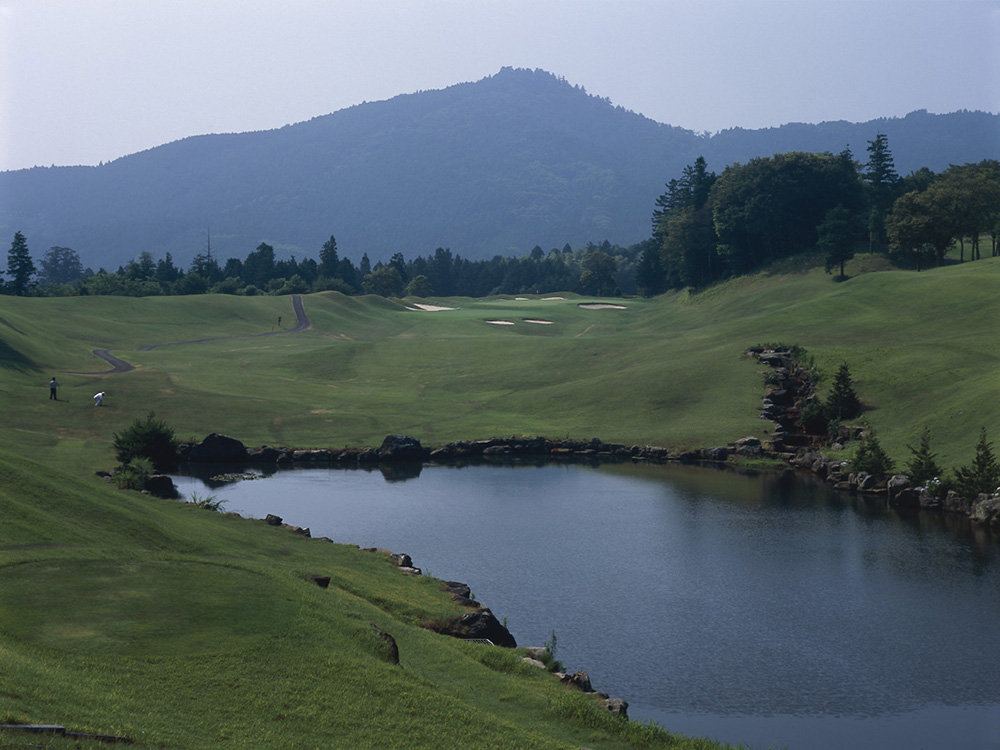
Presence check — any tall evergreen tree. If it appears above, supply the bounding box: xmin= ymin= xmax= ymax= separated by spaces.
xmin=827 ymin=362 xmax=862 ymax=420
xmin=863 ymin=133 xmax=900 ymax=253
xmin=319 ymin=235 xmax=340 ymax=278
xmin=5 ymin=231 xmax=37 ymax=296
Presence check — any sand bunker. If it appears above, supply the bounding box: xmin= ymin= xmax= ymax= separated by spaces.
xmin=541 ymin=296 xmax=566 ymax=301
xmin=523 ymin=319 xmax=554 ymax=325
xmin=485 ymin=319 xmax=515 ymax=325
xmin=578 ymin=303 xmax=628 ymax=310
xmin=407 ymin=303 xmax=457 ymax=312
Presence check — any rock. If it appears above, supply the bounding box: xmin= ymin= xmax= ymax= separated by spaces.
xmin=522 ymin=646 xmax=549 ymax=661
xmin=703 ymin=446 xmax=728 ymax=461
xmin=604 ymin=698 xmax=629 ymax=717
xmin=851 ymin=472 xmax=880 ymax=493
xmin=188 ymin=433 xmax=247 ymax=463
xmin=391 ymin=553 xmax=413 ymax=568
xmin=144 ymin=474 xmax=177 ymax=499
xmin=522 ymin=657 xmax=547 ymax=669
xmin=265 ymin=514 xmax=283 ymax=526
xmin=734 ymin=436 xmax=762 ymax=457
xmin=379 ymin=434 xmax=429 ymax=461
xmin=971 ymin=495 xmax=1000 ymax=525
xmin=886 ymin=474 xmax=910 ymax=494
xmin=558 ymin=670 xmax=593 ymax=692
xmin=442 ymin=581 xmax=477 ymax=607
xmin=438 ymin=608 xmax=517 ymax=647
xmin=247 ymin=446 xmax=283 ymax=463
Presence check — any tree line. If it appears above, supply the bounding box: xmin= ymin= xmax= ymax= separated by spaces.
xmin=3 ymin=134 xmax=997 ymax=300
xmin=638 ymin=135 xmax=1000 ymax=294
xmin=0 ymin=232 xmax=643 ymax=299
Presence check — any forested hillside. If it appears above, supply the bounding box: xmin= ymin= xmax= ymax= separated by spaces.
xmin=1 ymin=67 xmax=996 ymax=271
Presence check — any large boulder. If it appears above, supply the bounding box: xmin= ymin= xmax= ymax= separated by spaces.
xmin=188 ymin=433 xmax=247 ymax=463
xmin=438 ymin=608 xmax=517 ymax=647
xmin=144 ymin=474 xmax=177 ymax=499
xmin=379 ymin=435 xmax=429 ymax=462
xmin=971 ymin=495 xmax=1000 ymax=526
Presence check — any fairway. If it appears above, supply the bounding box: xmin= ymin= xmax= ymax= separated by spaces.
xmin=3 ymin=257 xmax=1000 ymax=471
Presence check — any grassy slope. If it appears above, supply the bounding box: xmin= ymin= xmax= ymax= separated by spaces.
xmin=2 ymin=256 xmax=999 ymax=747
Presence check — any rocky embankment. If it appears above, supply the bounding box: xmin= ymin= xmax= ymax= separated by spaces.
xmin=748 ymin=346 xmax=1000 ymax=528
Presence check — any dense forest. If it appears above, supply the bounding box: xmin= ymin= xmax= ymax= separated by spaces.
xmin=2 ymin=68 xmax=997 ymax=272
xmin=3 ymin=135 xmax=998 ymax=300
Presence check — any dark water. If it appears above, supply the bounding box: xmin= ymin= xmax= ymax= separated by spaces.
xmin=172 ymin=461 xmax=1000 ymax=750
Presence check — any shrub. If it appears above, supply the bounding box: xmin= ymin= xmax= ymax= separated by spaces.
xmin=190 ymin=492 xmax=227 ymax=512
xmin=113 ymin=456 xmax=155 ymax=491
xmin=112 ymin=412 xmax=179 ymax=471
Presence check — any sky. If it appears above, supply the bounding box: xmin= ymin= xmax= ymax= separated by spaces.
xmin=1 ymin=0 xmax=997 ymax=172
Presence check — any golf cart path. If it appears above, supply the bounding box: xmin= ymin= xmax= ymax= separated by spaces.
xmin=68 ymin=295 xmax=310 ymax=375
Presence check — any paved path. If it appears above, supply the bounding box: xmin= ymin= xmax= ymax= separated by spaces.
xmin=66 ymin=295 xmax=310 ymax=376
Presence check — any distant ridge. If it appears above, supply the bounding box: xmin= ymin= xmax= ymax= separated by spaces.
xmin=1 ymin=67 xmax=997 ymax=270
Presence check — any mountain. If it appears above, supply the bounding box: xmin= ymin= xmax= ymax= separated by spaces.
xmin=1 ymin=67 xmax=997 ymax=270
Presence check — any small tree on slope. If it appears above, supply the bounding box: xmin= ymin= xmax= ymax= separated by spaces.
xmin=954 ymin=428 xmax=1000 ymax=499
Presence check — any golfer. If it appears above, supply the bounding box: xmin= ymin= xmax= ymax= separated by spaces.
xmin=49 ymin=377 xmax=59 ymax=400
xmin=93 ymin=391 xmax=105 ymax=407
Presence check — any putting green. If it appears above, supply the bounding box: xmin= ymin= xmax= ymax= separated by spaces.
xmin=0 ymin=559 xmax=298 ymax=656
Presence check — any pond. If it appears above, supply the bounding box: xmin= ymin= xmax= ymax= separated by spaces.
xmin=172 ymin=460 xmax=1000 ymax=750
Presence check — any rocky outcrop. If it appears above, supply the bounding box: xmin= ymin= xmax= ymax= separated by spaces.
xmin=379 ymin=434 xmax=430 ymax=461
xmin=183 ymin=433 xmax=248 ymax=463
xmin=434 ymin=608 xmax=517 ymax=648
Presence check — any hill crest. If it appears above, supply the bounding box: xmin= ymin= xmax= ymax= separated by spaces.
xmin=1 ymin=67 xmax=996 ymax=270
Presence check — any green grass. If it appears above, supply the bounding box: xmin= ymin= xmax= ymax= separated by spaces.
xmin=3 ymin=255 xmax=1000 ymax=747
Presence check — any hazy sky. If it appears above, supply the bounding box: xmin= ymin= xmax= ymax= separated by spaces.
xmin=1 ymin=0 xmax=997 ymax=172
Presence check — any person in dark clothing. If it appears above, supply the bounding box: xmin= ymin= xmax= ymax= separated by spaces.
xmin=49 ymin=377 xmax=59 ymax=400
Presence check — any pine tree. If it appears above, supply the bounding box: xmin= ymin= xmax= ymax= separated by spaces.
xmin=5 ymin=231 xmax=36 ymax=296
xmin=954 ymin=427 xmax=1000 ymax=498
xmin=852 ymin=432 xmax=894 ymax=476
xmin=863 ymin=133 xmax=900 ymax=253
xmin=319 ymin=235 xmax=340 ymax=278
xmin=826 ymin=362 xmax=862 ymax=420
xmin=905 ymin=427 xmax=942 ymax=484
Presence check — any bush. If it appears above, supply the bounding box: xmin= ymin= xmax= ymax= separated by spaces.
xmin=112 ymin=412 xmax=179 ymax=471
xmin=114 ymin=456 xmax=155 ymax=491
